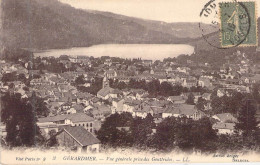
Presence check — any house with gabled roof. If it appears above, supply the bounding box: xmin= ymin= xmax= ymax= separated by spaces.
xmin=104 ymin=69 xmax=117 ymax=79
xmin=142 ymin=60 xmax=153 ymax=66
xmin=13 ymin=81 xmax=26 ymax=89
xmin=49 ymin=77 xmax=69 ymax=86
xmin=132 ymin=105 xmax=154 ymax=118
xmin=55 ymin=126 xmax=100 ymax=153
xmin=38 ymin=122 xmax=59 ymax=138
xmin=162 ymin=104 xmax=205 ymax=120
xmin=89 ymin=104 xmax=111 ymax=119
xmin=89 ymin=96 xmax=101 ymax=105
xmin=167 ymin=96 xmax=186 ymax=104
xmin=125 ymin=92 xmax=136 ymax=100
xmin=198 ymin=77 xmax=212 ymax=88
xmin=177 ymin=67 xmax=190 ymax=74
xmin=162 ymin=105 xmax=180 ymax=118
xmin=202 ymin=93 xmax=211 ymax=101
xmin=182 ymin=78 xmax=197 ymax=88
xmin=112 ymin=98 xmax=124 ymax=114
xmin=58 ymin=57 xmax=72 ymax=68
xmin=97 ymin=87 xmax=122 ymax=100
xmin=249 ymin=74 xmax=260 ymax=83
xmin=61 ymin=102 xmax=72 ymax=111
xmin=30 ymin=77 xmax=48 ymax=86
xmin=66 ymin=104 xmax=85 ymax=114
xmin=76 ymin=92 xmax=92 ymax=105
xmin=104 ymin=58 xmax=112 ymax=66
xmin=122 ymin=99 xmax=141 ymax=113
xmin=217 ymin=88 xmax=226 ymax=97
xmin=59 ymin=72 xmax=76 ymax=83
xmin=212 ymin=122 xmax=235 ymax=134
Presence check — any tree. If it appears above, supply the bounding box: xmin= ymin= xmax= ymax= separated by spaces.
xmin=110 ymin=79 xmax=126 ymax=90
xmin=147 ymin=79 xmax=160 ymax=96
xmin=160 ymin=81 xmax=173 ymax=96
xmin=217 ymin=134 xmax=243 ymax=152
xmin=1 ymin=92 xmax=41 ymax=147
xmin=8 ymin=83 xmax=14 ymax=89
xmin=196 ymin=97 xmax=207 ymax=111
xmin=46 ymin=59 xmax=66 ymax=73
xmin=23 ymin=86 xmax=29 ymax=91
xmin=130 ymin=114 xmax=155 ymax=147
xmin=152 ymin=116 xmax=217 ymax=152
xmin=151 ymin=117 xmax=178 ymax=150
xmin=175 ymin=119 xmax=194 ymax=150
xmin=128 ymin=79 xmax=137 ymax=88
xmin=190 ymin=117 xmax=217 ymax=152
xmin=172 ymin=85 xmax=184 ymax=96
xmin=96 ymin=113 xmax=134 ymax=147
xmin=37 ymin=63 xmax=45 ymax=71
xmin=31 ymin=74 xmax=41 ymax=79
xmin=189 ymin=86 xmax=207 ymax=93
xmin=211 ymin=95 xmax=226 ymax=114
xmin=252 ymin=83 xmax=260 ymax=104
xmin=225 ymin=92 xmax=244 ymax=115
xmin=235 ymin=99 xmax=259 ymax=138
xmin=109 ymin=79 xmax=115 ymax=88
xmin=29 ymin=91 xmax=49 ymax=117
xmin=75 ymin=75 xmax=85 ymax=85
xmin=117 ymin=81 xmax=127 ymax=90
xmin=1 ymin=72 xmax=16 ymax=83
xmin=186 ymin=93 xmax=195 ymax=105
xmin=17 ymin=73 xmax=27 ymax=83
xmin=1 ymin=48 xmax=33 ymax=63
xmin=46 ymin=130 xmax=58 ymax=147
xmin=211 ymin=91 xmax=245 ymax=115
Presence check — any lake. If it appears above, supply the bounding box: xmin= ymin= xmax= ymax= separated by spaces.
xmin=34 ymin=44 xmax=194 ymax=61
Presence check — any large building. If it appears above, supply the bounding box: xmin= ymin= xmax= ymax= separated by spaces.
xmin=38 ymin=113 xmax=95 ymax=133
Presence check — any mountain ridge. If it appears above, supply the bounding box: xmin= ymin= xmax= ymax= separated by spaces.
xmin=1 ymin=0 xmax=215 ymax=50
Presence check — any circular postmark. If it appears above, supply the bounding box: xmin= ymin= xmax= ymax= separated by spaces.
xmin=199 ymin=0 xmax=251 ymax=49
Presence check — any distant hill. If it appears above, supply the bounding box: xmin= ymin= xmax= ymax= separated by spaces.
xmin=190 ymin=17 xmax=260 ymax=52
xmin=2 ymin=0 xmax=216 ymax=49
xmin=89 ymin=10 xmax=216 ymax=39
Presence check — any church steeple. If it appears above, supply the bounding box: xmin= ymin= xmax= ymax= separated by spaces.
xmin=103 ymin=74 xmax=109 ymax=88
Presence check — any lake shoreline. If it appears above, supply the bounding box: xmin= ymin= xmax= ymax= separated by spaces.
xmin=34 ymin=44 xmax=195 ymax=61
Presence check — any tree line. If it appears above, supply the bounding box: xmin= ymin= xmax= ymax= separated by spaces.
xmin=96 ymin=112 xmax=218 ymax=152
xmin=110 ymin=78 xmax=207 ymax=97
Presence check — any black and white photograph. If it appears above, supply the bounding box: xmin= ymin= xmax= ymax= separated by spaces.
xmin=0 ymin=0 xmax=260 ymax=164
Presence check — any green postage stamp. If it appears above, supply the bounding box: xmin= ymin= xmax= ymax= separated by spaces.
xmin=219 ymin=1 xmax=258 ymax=47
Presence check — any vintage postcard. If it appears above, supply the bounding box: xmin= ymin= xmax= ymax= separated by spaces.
xmin=1 ymin=0 xmax=260 ymax=164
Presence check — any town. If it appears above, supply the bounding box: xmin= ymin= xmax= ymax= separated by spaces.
xmin=1 ymin=48 xmax=260 ymax=153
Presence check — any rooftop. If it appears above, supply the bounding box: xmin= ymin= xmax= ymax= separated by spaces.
xmin=62 ymin=126 xmax=100 ymax=146
xmin=168 ymin=96 xmax=184 ymax=101
xmin=97 ymin=87 xmax=122 ymax=97
xmin=38 ymin=113 xmax=94 ymax=123
xmin=214 ymin=113 xmax=237 ymax=123
xmin=213 ymin=122 xmax=235 ymax=130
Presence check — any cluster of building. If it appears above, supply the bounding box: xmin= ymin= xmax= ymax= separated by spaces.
xmin=1 ymin=50 xmax=260 ymax=152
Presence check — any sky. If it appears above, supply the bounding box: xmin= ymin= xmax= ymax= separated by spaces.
xmin=59 ymin=0 xmax=260 ymax=23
